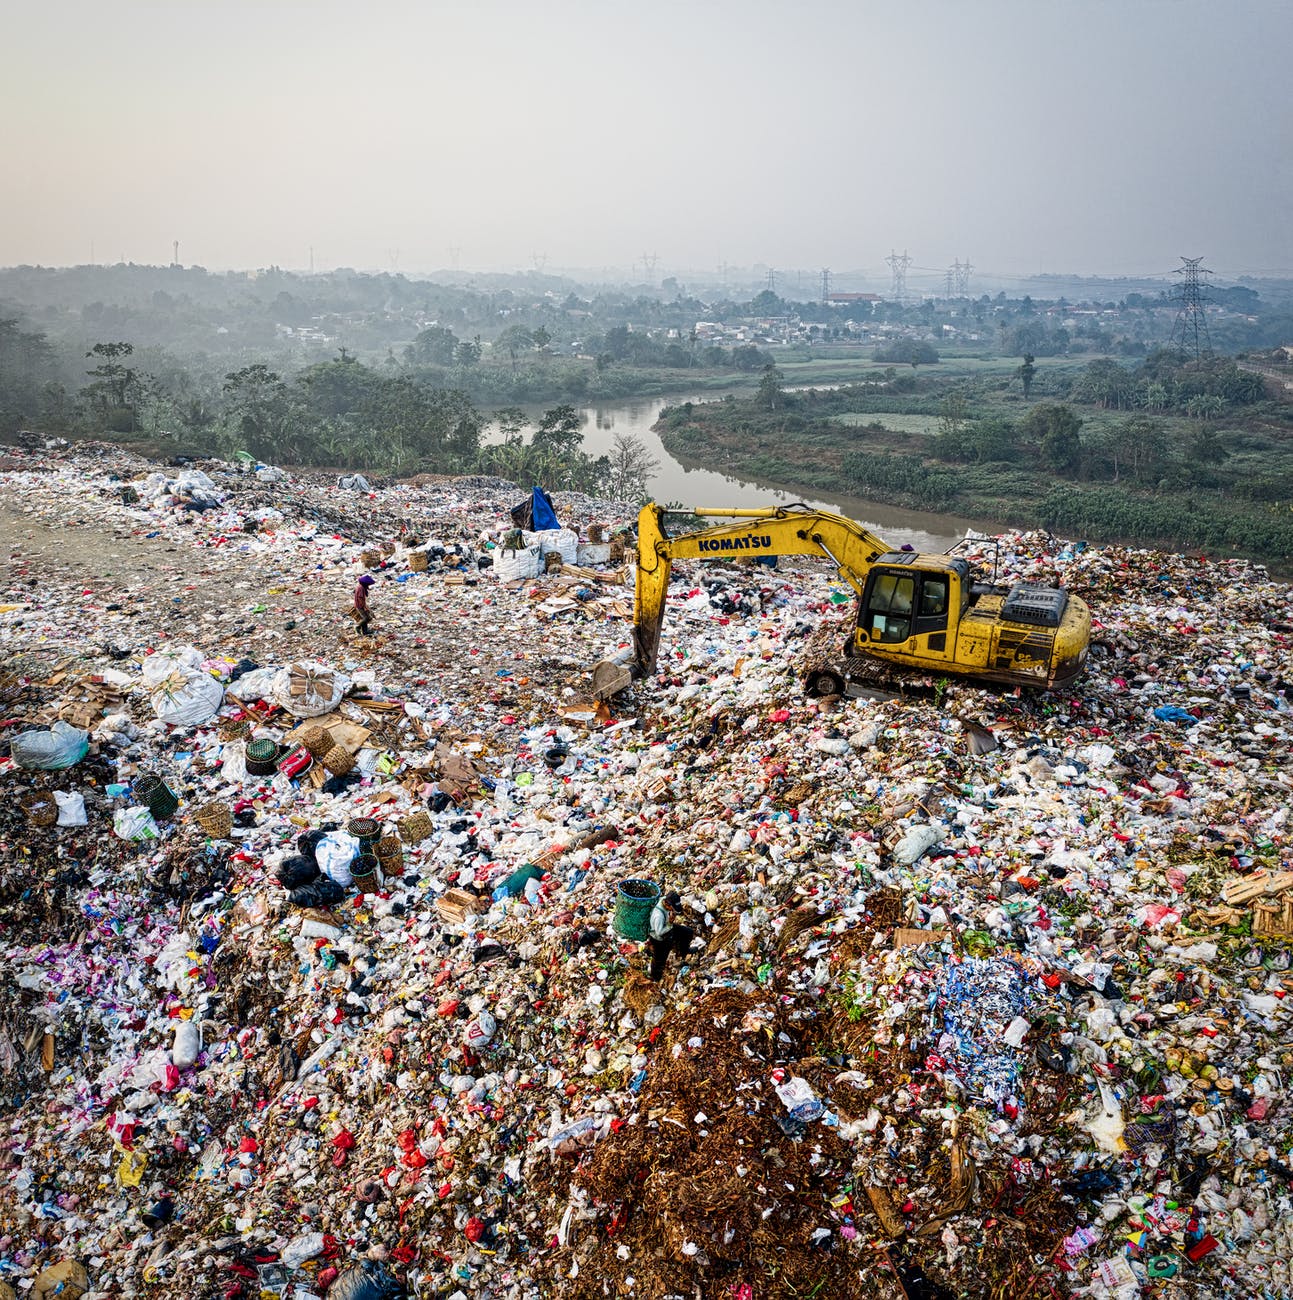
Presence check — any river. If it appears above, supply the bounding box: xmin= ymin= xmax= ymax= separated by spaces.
xmin=489 ymin=394 xmax=990 ymax=553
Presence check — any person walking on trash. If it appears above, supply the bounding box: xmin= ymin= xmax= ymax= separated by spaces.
xmin=351 ymin=574 xmax=375 ymax=636
xmin=646 ymin=890 xmax=699 ymax=982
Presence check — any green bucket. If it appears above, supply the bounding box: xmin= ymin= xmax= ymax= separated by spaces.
xmin=613 ymin=879 xmax=660 ymax=941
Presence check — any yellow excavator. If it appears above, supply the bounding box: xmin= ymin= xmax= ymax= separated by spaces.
xmin=595 ymin=504 xmax=1091 ymax=699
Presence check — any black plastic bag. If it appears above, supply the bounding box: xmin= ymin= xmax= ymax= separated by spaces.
xmin=277 ymin=856 xmax=319 ymax=889
xmin=329 ymin=1260 xmax=405 ymax=1300
xmin=288 ymin=878 xmax=347 ymax=908
xmin=297 ymin=829 xmax=327 ymax=862
xmin=509 ymin=498 xmax=533 ymax=530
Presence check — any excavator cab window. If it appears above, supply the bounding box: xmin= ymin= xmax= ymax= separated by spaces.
xmin=864 ymin=571 xmax=916 ymax=643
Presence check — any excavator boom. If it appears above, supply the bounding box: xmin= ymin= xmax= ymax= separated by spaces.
xmin=634 ymin=504 xmax=891 ymax=675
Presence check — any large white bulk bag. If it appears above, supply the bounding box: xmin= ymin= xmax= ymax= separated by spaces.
xmin=494 ymin=546 xmax=542 ymax=581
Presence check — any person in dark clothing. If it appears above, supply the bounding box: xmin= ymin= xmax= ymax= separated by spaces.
xmin=352 ymin=574 xmax=375 ymax=636
xmin=645 ymin=890 xmax=697 ymax=982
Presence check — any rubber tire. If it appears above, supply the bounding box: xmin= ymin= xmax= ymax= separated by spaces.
xmin=806 ymin=668 xmax=846 ymax=698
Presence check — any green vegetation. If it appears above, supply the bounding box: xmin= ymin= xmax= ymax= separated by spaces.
xmin=658 ymin=351 xmax=1293 ymax=563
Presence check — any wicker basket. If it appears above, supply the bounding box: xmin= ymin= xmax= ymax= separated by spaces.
xmin=134 ymin=773 xmax=179 ymax=820
xmin=408 ymin=551 xmax=429 ymax=573
xmin=218 ymin=718 xmax=251 ymax=742
xmin=195 ymin=801 xmax=233 ymax=838
xmin=321 ymin=745 xmax=355 ymax=776
xmin=245 ymin=739 xmax=280 ymax=777
xmin=299 ymin=726 xmax=335 ymax=759
xmin=348 ymin=817 xmax=381 ymax=850
xmin=375 ymin=836 xmax=403 ymax=867
xmin=398 ymin=810 xmax=432 ymax=844
xmin=361 ymin=550 xmax=381 ymax=569
xmin=21 ymin=791 xmax=58 ymax=827
xmin=351 ymin=854 xmax=381 ymax=894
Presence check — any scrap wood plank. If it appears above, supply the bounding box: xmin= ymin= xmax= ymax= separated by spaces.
xmin=1222 ymin=871 xmax=1293 ymax=906
xmin=893 ymin=927 xmax=949 ymax=948
xmin=865 ymin=1186 xmax=905 ymax=1238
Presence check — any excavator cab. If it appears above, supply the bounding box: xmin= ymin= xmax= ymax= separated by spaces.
xmin=857 ymin=557 xmax=967 ymax=646
xmin=853 ymin=555 xmax=972 ymax=666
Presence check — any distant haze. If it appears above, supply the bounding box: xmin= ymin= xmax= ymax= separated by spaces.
xmin=6 ymin=0 xmax=1291 ymax=284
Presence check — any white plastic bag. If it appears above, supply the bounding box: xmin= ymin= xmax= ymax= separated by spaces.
xmin=229 ymin=667 xmax=280 ymax=701
xmin=273 ymin=661 xmax=349 ymax=719
xmin=220 ymin=741 xmax=248 ymax=782
xmin=11 ymin=721 xmax=90 ymax=770
xmin=55 ymin=791 xmax=88 ymax=826
xmin=142 ymin=646 xmax=224 ymax=726
xmin=114 ymin=806 xmax=159 ymax=841
xmin=317 ymin=832 xmax=359 ymax=886
xmin=172 ymin=1021 xmax=202 ymax=1068
xmin=524 ymin=528 xmax=578 ymax=565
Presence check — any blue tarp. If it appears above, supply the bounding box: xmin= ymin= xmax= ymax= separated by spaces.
xmin=529 ymin=486 xmax=560 ymax=531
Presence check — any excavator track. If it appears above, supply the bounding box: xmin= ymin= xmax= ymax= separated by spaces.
xmin=799 ymin=620 xmax=956 ymax=703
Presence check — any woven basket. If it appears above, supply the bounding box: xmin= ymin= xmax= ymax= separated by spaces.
xmin=245 ymin=738 xmax=280 ymax=777
xmin=348 ymin=817 xmax=381 ymax=849
xmin=408 ymin=551 xmax=429 ymax=573
xmin=135 ymin=772 xmax=179 ymax=820
xmin=321 ymin=746 xmax=355 ymax=775
xmin=375 ymin=835 xmax=403 ymax=866
xmin=299 ymin=726 xmax=335 ymax=759
xmin=195 ymin=801 xmax=233 ymax=838
xmin=361 ymin=550 xmax=381 ymax=569
xmin=398 ymin=810 xmax=432 ymax=844
xmin=21 ymin=791 xmax=58 ymax=827
xmin=351 ymin=854 xmax=381 ymax=894
xmin=218 ymin=718 xmax=251 ymax=742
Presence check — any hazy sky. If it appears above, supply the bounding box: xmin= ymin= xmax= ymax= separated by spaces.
xmin=6 ymin=0 xmax=1291 ymax=284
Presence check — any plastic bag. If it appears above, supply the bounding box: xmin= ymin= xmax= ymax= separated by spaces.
xmin=55 ymin=791 xmax=88 ymax=826
xmin=524 ymin=527 xmax=578 ymax=565
xmin=142 ymin=646 xmax=224 ymax=726
xmin=273 ymin=661 xmax=349 ymax=719
xmin=114 ymin=806 xmax=160 ymax=841
xmin=277 ymin=855 xmax=320 ymax=889
xmin=328 ymin=1261 xmax=405 ymax=1300
xmin=228 ymin=666 xmax=279 ymax=701
xmin=494 ymin=546 xmax=541 ymax=582
xmin=775 ymin=1076 xmax=824 ymax=1121
xmin=11 ymin=721 xmax=90 ymax=770
xmin=288 ymin=878 xmax=347 ymax=908
xmin=317 ymin=832 xmax=359 ymax=886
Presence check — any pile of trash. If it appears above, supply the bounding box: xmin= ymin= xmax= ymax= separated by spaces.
xmin=1 ymin=444 xmax=1292 ymax=1300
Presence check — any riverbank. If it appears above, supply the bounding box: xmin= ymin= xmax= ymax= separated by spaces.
xmin=656 ymin=385 xmax=1293 ymax=569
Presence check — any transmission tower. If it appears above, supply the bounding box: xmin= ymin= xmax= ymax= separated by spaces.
xmin=766 ymin=267 xmax=777 ymax=294
xmin=531 ymin=252 xmax=548 ymax=274
xmin=955 ymin=258 xmax=973 ymax=295
xmin=885 ymin=249 xmax=912 ymax=301
xmin=820 ymin=268 xmax=831 ymax=303
xmin=945 ymin=265 xmax=956 ymax=298
xmin=172 ymin=240 xmax=179 ymax=268
xmin=641 ymin=251 xmax=659 ymax=284
xmin=1170 ymin=256 xmax=1212 ymax=358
